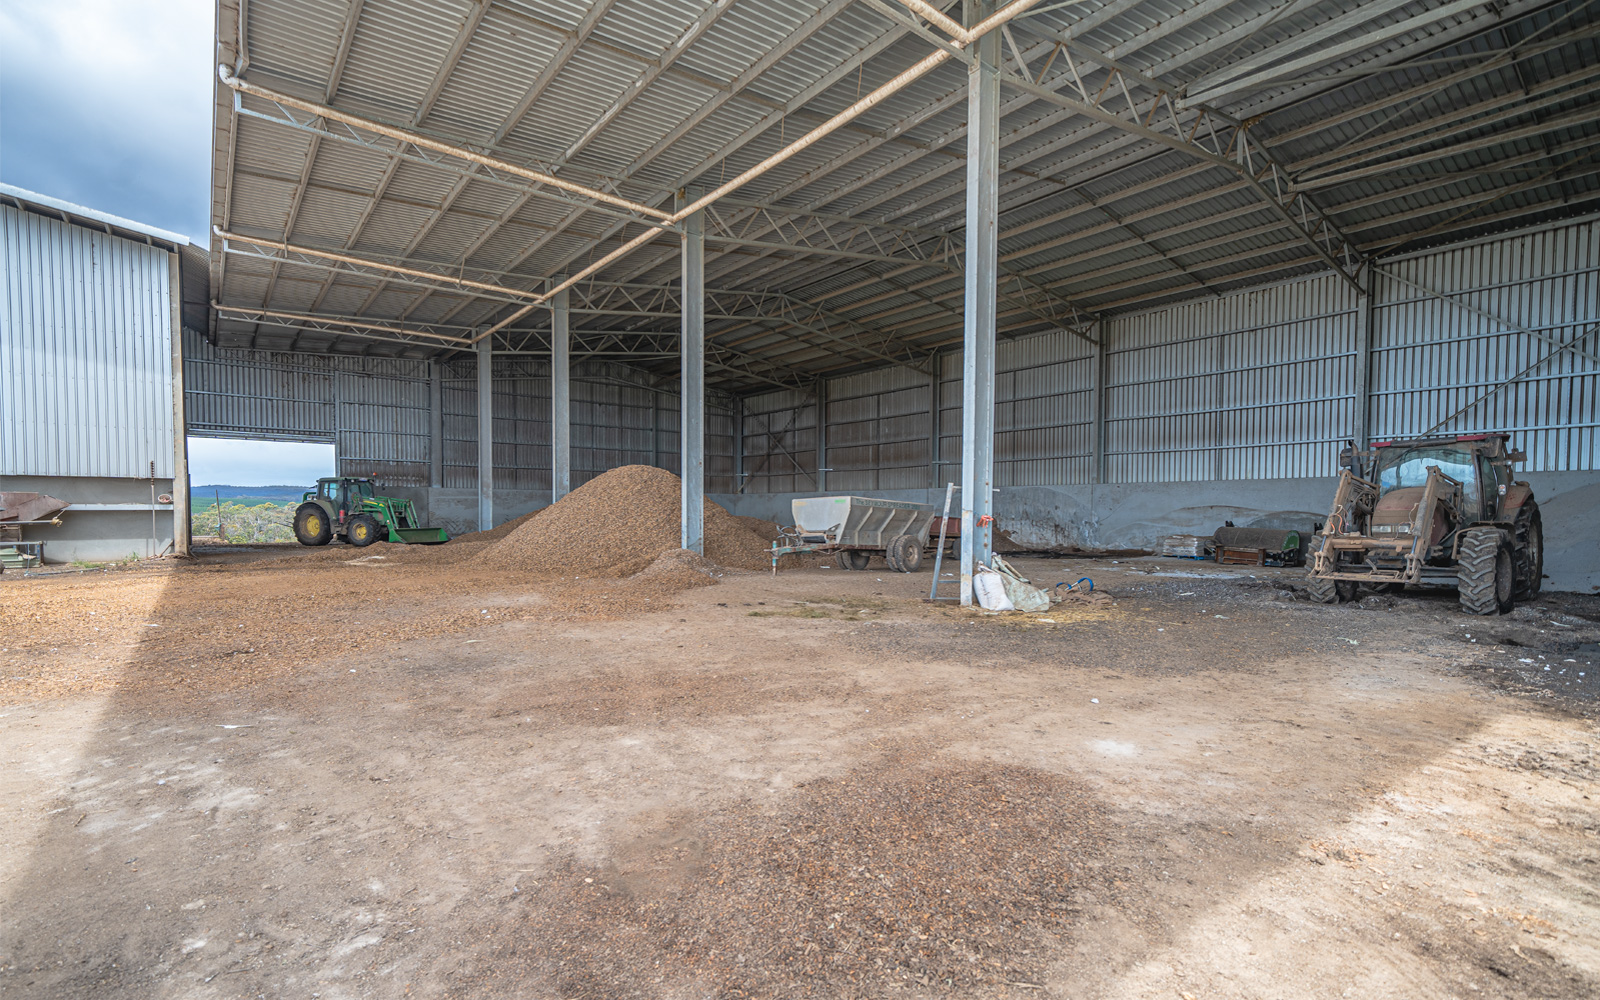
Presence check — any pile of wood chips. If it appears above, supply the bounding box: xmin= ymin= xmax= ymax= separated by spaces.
xmin=480 ymin=465 xmax=782 ymax=575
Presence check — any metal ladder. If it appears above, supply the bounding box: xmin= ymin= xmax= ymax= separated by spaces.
xmin=928 ymin=482 xmax=960 ymax=601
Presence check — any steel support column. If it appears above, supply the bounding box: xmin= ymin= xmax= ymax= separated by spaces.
xmin=929 ymin=363 xmax=943 ymax=488
xmin=429 ymin=361 xmax=444 ymax=487
xmin=1091 ymin=321 xmax=1108 ymax=484
xmin=733 ymin=400 xmax=745 ymax=493
xmin=1352 ymin=264 xmax=1376 ymax=449
xmin=815 ymin=378 xmax=828 ymax=492
xmin=959 ymin=0 xmax=1000 ymax=606
xmin=477 ymin=334 xmax=493 ymax=532
xmin=679 ymin=191 xmax=706 ymax=554
xmin=168 ymin=252 xmax=190 ymax=557
xmin=551 ymin=282 xmax=571 ymax=502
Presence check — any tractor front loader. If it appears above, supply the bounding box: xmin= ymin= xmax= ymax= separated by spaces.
xmin=1306 ymin=434 xmax=1542 ymax=615
xmin=293 ymin=477 xmax=449 ymax=547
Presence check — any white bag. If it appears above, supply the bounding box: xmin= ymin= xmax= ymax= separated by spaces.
xmin=973 ymin=567 xmax=1014 ymax=611
xmin=993 ymin=555 xmax=1052 ymax=612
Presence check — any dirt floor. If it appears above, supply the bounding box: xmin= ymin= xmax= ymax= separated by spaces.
xmin=2 ymin=545 xmax=1598 ymax=999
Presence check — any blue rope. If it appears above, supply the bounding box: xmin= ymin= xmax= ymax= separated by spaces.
xmin=1054 ymin=577 xmax=1093 ymax=594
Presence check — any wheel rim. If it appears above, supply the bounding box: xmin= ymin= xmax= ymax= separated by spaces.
xmin=354 ymin=523 xmax=368 ymax=541
xmin=1496 ymin=549 xmax=1513 ymax=604
xmin=306 ymin=514 xmax=321 ymax=534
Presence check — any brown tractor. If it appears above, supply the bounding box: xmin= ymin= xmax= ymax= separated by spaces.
xmin=1307 ymin=434 xmax=1542 ymax=614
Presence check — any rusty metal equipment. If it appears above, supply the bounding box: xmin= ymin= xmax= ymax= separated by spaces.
xmin=1306 ymin=434 xmax=1541 ymax=614
xmin=769 ymin=495 xmax=951 ymax=573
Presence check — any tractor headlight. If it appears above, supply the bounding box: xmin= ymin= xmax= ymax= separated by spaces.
xmin=1372 ymin=524 xmax=1391 ymax=533
xmin=1397 ymin=524 xmax=1411 ymax=534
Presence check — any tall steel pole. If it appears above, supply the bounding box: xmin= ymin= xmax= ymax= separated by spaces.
xmin=959 ymin=0 xmax=999 ymax=606
xmin=477 ymin=333 xmax=494 ymax=532
xmin=678 ymin=190 xmax=706 ymax=554
xmin=551 ymin=281 xmax=571 ymax=502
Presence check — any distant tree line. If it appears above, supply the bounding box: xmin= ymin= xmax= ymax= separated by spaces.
xmin=192 ymin=502 xmax=296 ymax=543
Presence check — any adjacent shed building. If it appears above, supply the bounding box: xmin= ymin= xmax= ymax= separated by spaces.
xmin=1 ymin=185 xmax=204 ymax=562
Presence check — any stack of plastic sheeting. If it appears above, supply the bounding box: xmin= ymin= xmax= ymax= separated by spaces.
xmin=1159 ymin=534 xmax=1212 ymax=558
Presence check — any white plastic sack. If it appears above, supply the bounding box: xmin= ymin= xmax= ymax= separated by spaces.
xmin=992 ymin=555 xmax=1052 ymax=612
xmin=973 ymin=567 xmax=1014 ymax=611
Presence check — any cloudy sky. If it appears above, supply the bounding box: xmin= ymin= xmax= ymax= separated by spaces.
xmin=1 ymin=0 xmax=214 ymax=242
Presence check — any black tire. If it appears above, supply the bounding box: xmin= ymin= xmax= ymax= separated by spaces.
xmin=836 ymin=549 xmax=870 ymax=571
xmin=886 ymin=534 xmax=923 ymax=573
xmin=1306 ymin=538 xmax=1356 ymax=604
xmin=1458 ymin=528 xmax=1513 ymax=616
xmin=294 ymin=504 xmax=333 ymax=546
xmin=1363 ymin=582 xmax=1403 ymax=595
xmin=346 ymin=514 xmax=381 ymax=548
xmin=1512 ymin=501 xmax=1543 ymax=601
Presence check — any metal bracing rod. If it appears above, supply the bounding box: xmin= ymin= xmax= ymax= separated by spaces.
xmin=1293 ymin=103 xmax=1600 ymax=193
xmin=1265 ymin=18 xmax=1600 ymax=149
xmin=216 ymin=229 xmax=542 ymax=302
xmin=213 ymin=304 xmax=471 ymax=345
xmin=1288 ymin=65 xmax=1600 ymax=183
xmin=219 ymin=66 xmax=669 ymax=221
xmin=528 ymin=2 xmax=904 ymax=282
xmin=228 ymin=97 xmax=965 ymax=281
xmin=993 ymin=60 xmax=1363 ymax=288
xmin=1378 ymin=271 xmax=1600 ymax=367
xmin=1334 ymin=160 xmax=1600 ymax=214
xmin=1182 ymin=0 xmax=1491 ymax=108
xmin=1209 ymin=0 xmax=1566 ymax=120
xmin=216 ymin=232 xmax=933 ymax=371
xmin=471 ymin=45 xmax=968 ymax=345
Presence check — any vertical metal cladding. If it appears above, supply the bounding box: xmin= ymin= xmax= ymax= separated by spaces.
xmin=740 ymin=387 xmax=818 ymax=494
xmin=826 ymin=367 xmax=932 ymax=491
xmin=2 ymin=205 xmax=175 ymax=478
xmin=1106 ymin=272 xmax=1358 ymax=483
xmin=190 ymin=340 xmax=730 ymax=494
xmin=1372 ymin=218 xmax=1598 ymax=472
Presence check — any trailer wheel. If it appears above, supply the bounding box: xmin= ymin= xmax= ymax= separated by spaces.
xmin=836 ymin=550 xmax=870 ymax=571
xmin=1458 ymin=528 xmax=1513 ymax=615
xmin=886 ymin=534 xmax=923 ymax=573
xmin=347 ymin=514 xmax=381 ymax=547
xmin=294 ymin=504 xmax=332 ymax=546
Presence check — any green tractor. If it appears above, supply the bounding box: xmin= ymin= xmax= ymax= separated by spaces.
xmin=293 ymin=477 xmax=449 ymax=547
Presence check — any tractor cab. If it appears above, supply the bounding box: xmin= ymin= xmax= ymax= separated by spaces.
xmin=1359 ymin=434 xmax=1521 ymax=527
xmin=314 ymin=476 xmax=376 ymax=524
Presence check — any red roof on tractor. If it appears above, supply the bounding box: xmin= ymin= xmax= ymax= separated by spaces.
xmin=1370 ymin=433 xmax=1510 ymax=449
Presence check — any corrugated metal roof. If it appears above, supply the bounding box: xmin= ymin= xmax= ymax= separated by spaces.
xmin=209 ymin=0 xmax=1600 ymax=390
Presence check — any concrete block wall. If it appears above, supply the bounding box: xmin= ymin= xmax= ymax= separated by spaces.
xmin=713 ymin=469 xmax=1600 ymax=594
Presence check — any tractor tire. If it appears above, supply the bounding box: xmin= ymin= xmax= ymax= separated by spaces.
xmin=1363 ymin=582 xmax=1403 ymax=595
xmin=294 ymin=504 xmax=332 ymax=546
xmin=836 ymin=549 xmax=871 ymax=571
xmin=1512 ymin=501 xmax=1544 ymax=601
xmin=346 ymin=514 xmax=381 ymax=548
xmin=1458 ymin=528 xmax=1513 ymax=616
xmin=1306 ymin=538 xmax=1356 ymax=604
xmin=886 ymin=534 xmax=923 ymax=573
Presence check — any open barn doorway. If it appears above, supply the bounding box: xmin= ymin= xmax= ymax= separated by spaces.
xmin=186 ymin=437 xmax=334 ymax=544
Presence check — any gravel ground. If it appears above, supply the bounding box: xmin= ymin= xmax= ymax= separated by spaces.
xmin=1 ymin=553 xmax=1597 ymax=999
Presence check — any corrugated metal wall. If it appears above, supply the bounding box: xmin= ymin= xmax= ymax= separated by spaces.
xmin=1107 ymin=271 xmax=1358 ymax=482
xmin=738 ymin=216 xmax=1596 ymax=487
xmin=2 ymin=204 xmax=175 ymax=478
xmin=187 ymin=338 xmax=737 ymax=494
xmin=1373 ymin=221 xmax=1598 ymax=470
xmin=185 ymin=217 xmax=1595 ymax=496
